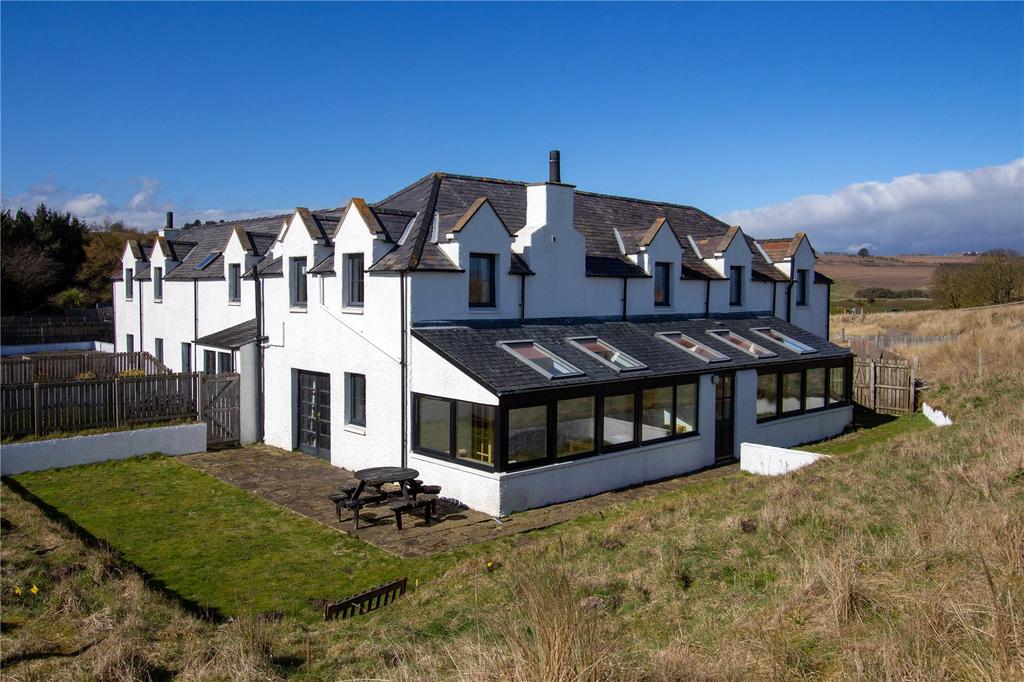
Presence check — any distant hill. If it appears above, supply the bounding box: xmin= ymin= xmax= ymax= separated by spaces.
xmin=817 ymin=253 xmax=978 ymax=299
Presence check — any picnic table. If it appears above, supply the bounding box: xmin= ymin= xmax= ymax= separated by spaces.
xmin=344 ymin=467 xmax=419 ymax=529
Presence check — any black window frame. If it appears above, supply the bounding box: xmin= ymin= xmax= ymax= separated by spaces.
xmin=412 ymin=393 xmax=498 ymax=471
xmin=729 ymin=265 xmax=744 ymax=306
xmin=125 ymin=269 xmax=134 ymax=300
xmin=796 ymin=268 xmax=809 ymax=306
xmin=153 ymin=267 xmax=163 ymax=301
xmin=228 ymin=263 xmax=242 ymax=303
xmin=653 ymin=262 xmax=672 ymax=307
xmin=756 ymin=359 xmax=853 ymax=423
xmin=345 ymin=372 xmax=367 ymax=428
xmin=203 ymin=350 xmax=216 ymax=375
xmin=343 ymin=253 xmax=365 ymax=308
xmin=468 ymin=253 xmax=497 ymax=308
xmin=181 ymin=342 xmax=192 ymax=373
xmin=290 ymin=257 xmax=308 ymax=308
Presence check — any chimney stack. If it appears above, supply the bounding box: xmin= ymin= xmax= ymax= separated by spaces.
xmin=165 ymin=211 xmax=174 ymax=231
xmin=549 ymin=150 xmax=561 ymax=183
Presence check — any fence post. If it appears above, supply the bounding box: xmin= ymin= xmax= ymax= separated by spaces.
xmin=197 ymin=373 xmax=205 ymax=423
xmin=910 ymin=357 xmax=917 ymax=413
xmin=114 ymin=378 xmax=122 ymax=427
xmin=868 ymin=360 xmax=876 ymax=411
xmin=32 ymin=382 xmax=41 ymax=435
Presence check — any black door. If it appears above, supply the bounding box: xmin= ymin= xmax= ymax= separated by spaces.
xmin=714 ymin=373 xmax=735 ymax=463
xmin=297 ymin=371 xmax=331 ymax=459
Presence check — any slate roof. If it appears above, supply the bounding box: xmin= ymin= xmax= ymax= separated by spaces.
xmin=194 ymin=318 xmax=258 ymax=350
xmin=309 ymin=253 xmax=335 ymax=275
xmin=163 ymin=214 xmax=290 ymax=281
xmin=244 ymin=256 xmax=283 ymax=278
xmin=413 ymin=316 xmax=851 ymax=396
xmin=814 ymin=271 xmax=834 ymax=284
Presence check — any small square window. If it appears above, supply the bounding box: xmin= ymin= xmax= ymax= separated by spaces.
xmin=346 ymin=372 xmax=366 ymax=428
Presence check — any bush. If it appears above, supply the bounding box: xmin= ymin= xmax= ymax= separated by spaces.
xmin=117 ymin=369 xmax=145 ymax=378
xmin=854 ymin=287 xmax=930 ymax=300
xmin=74 ymin=371 xmax=97 ymax=380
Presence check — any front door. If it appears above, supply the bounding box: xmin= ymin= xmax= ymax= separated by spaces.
xmin=714 ymin=373 xmax=735 ymax=463
xmin=297 ymin=371 xmax=331 ymax=459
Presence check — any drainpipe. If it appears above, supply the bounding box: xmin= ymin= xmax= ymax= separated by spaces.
xmin=400 ymin=272 xmax=408 ymax=468
xmin=621 ymin=278 xmax=628 ymax=320
xmin=519 ymin=273 xmax=526 ymax=324
xmin=193 ymin=280 xmax=199 ymax=369
xmin=704 ymin=279 xmax=711 ymax=317
xmin=254 ymin=270 xmax=265 ymax=440
xmin=137 ymin=278 xmax=144 ymax=356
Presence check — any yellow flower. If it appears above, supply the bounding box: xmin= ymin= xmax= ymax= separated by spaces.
xmin=29 ymin=584 xmax=38 ymax=595
xmin=13 ymin=586 xmax=22 ymax=596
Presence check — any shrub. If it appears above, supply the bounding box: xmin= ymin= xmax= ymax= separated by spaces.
xmin=117 ymin=369 xmax=145 ymax=378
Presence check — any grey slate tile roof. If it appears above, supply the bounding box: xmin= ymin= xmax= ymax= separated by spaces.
xmin=244 ymin=256 xmax=283 ymax=278
xmin=510 ymin=252 xmax=534 ymax=276
xmin=413 ymin=316 xmax=851 ymax=396
xmin=194 ymin=318 xmax=258 ymax=350
xmin=309 ymin=253 xmax=335 ymax=275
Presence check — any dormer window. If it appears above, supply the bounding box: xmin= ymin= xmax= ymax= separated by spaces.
xmin=750 ymin=327 xmax=817 ymax=354
xmin=228 ymin=264 xmax=241 ymax=303
xmin=567 ymin=337 xmax=645 ymax=372
xmin=653 ymin=262 xmax=671 ymax=306
xmin=499 ymin=340 xmax=582 ymax=379
xmin=290 ymin=257 xmax=308 ymax=308
xmin=657 ymin=332 xmax=729 ymax=363
xmin=469 ymin=253 xmax=496 ymax=307
xmin=125 ymin=269 xmax=134 ymax=300
xmin=153 ymin=267 xmax=163 ymax=301
xmin=195 ymin=252 xmax=220 ymax=270
xmin=343 ymin=253 xmax=365 ymax=308
xmin=707 ymin=329 xmax=776 ymax=358
xmin=729 ymin=266 xmax=744 ymax=305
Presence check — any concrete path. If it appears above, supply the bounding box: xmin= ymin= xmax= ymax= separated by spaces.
xmin=182 ymin=445 xmax=739 ymax=558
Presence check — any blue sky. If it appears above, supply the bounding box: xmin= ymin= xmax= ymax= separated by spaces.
xmin=2 ymin=2 xmax=1022 ymax=254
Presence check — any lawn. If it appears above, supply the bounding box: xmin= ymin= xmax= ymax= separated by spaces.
xmin=9 ymin=456 xmax=454 ymax=620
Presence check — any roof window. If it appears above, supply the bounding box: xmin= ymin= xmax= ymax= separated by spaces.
xmin=707 ymin=330 xmax=776 ymax=358
xmin=567 ymin=337 xmax=646 ymax=372
xmin=499 ymin=340 xmax=583 ymax=379
xmin=750 ymin=327 xmax=817 ymax=354
xmin=657 ymin=331 xmax=730 ymax=363
xmin=195 ymin=251 xmax=220 ymax=270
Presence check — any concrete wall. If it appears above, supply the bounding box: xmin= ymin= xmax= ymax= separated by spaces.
xmin=740 ymin=442 xmax=830 ymax=476
xmin=0 ymin=422 xmax=206 ymax=475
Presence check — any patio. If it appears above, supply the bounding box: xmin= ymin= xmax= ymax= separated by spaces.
xmin=182 ymin=445 xmax=738 ymax=558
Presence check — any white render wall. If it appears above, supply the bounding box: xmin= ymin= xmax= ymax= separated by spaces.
xmin=740 ymin=442 xmax=830 ymax=476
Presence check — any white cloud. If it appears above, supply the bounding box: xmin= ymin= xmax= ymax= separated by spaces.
xmin=721 ymin=159 xmax=1024 ymax=254
xmin=64 ymin=193 xmax=107 ymax=216
xmin=127 ymin=177 xmax=160 ymax=210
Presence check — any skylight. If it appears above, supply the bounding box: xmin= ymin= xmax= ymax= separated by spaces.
xmin=750 ymin=327 xmax=817 ymax=355
xmin=499 ymin=341 xmax=583 ymax=379
xmin=194 ymin=251 xmax=220 ymax=270
xmin=567 ymin=337 xmax=646 ymax=372
xmin=657 ymin=332 xmax=730 ymax=363
xmin=707 ymin=330 xmax=777 ymax=359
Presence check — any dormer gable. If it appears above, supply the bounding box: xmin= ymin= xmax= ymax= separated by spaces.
xmin=335 ymin=198 xmax=390 ymax=241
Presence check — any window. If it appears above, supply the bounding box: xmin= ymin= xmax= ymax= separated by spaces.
xmin=796 ymin=269 xmax=809 ymax=306
xmin=657 ymin=332 xmax=729 ymax=363
xmin=469 ymin=253 xmax=496 ymax=307
xmin=228 ymin=264 xmax=241 ymax=303
xmin=203 ymin=350 xmax=216 ymax=375
xmin=507 ymin=405 xmax=547 ymax=464
xmin=806 ymin=368 xmax=826 ymax=410
xmin=218 ymin=352 xmax=232 ymax=374
xmin=195 ymin=252 xmax=219 ymax=270
xmin=675 ymin=383 xmax=698 ymax=434
xmin=757 ymin=373 xmax=778 ymax=420
xmin=126 ymin=334 xmax=134 ymax=353
xmin=708 ymin=330 xmax=776 ymax=358
xmin=751 ymin=328 xmax=817 ymax=355
xmin=641 ymin=387 xmax=673 ymax=442
xmin=125 ymin=269 xmax=134 ymax=300
xmin=153 ymin=267 xmax=163 ymax=301
xmin=290 ymin=257 xmax=308 ymax=308
xmin=556 ymin=397 xmax=595 ymax=457
xmin=415 ymin=396 xmax=451 ymax=454
xmin=499 ymin=341 xmax=582 ymax=379
xmin=456 ymin=402 xmax=496 ymax=464
xmin=345 ymin=372 xmax=366 ymax=428
xmin=729 ymin=265 xmax=744 ymax=305
xmin=829 ymin=366 xmax=846 ymax=405
xmin=602 ymin=393 xmax=635 ymax=447
xmin=181 ymin=343 xmax=192 ymax=373
xmin=781 ymin=371 xmax=803 ymax=414
xmin=654 ymin=262 xmax=671 ymax=306
xmin=344 ymin=253 xmax=365 ymax=308
xmin=154 ymin=338 xmax=164 ymax=363
xmin=567 ymin=337 xmax=645 ymax=372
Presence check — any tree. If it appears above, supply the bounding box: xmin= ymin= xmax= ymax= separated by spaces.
xmin=857 ymin=248 xmax=871 ymax=257
xmin=931 ymin=264 xmax=967 ymax=309
xmin=1 ymin=204 xmax=87 ymax=314
xmin=0 ymin=242 xmax=58 ymax=311
xmin=971 ymin=250 xmax=1024 ymax=305
xmin=77 ymin=224 xmax=150 ymax=304
xmin=53 ymin=287 xmax=87 ymax=310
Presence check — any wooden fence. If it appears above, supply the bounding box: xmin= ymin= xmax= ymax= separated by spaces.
xmin=1 ymin=309 xmax=114 ymax=345
xmin=1 ymin=352 xmax=171 ymax=384
xmin=852 ymin=356 xmax=917 ymax=415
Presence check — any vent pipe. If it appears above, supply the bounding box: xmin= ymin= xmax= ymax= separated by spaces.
xmin=549 ymin=150 xmax=561 ymax=183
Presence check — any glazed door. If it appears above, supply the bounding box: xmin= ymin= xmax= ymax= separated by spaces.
xmin=297 ymin=371 xmax=331 ymax=459
xmin=714 ymin=374 xmax=735 ymax=463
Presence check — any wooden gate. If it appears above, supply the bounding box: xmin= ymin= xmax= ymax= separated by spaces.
xmin=201 ymin=373 xmax=240 ymax=446
xmin=853 ymin=357 xmax=916 ymax=415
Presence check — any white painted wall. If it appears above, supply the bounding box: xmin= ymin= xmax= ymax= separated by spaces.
xmin=0 ymin=423 xmax=206 ymax=475
xmin=923 ymin=402 xmax=953 ymax=427
xmin=740 ymin=442 xmax=830 ymax=476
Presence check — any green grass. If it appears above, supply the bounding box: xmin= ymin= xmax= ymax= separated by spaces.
xmin=799 ymin=411 xmax=931 ymax=455
xmin=830 ymin=296 xmax=943 ymax=315
xmin=9 ymin=456 xmax=455 ymax=620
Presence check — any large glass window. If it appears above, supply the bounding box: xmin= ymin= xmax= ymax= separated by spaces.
xmin=500 ymin=341 xmax=582 ymax=379
xmin=228 ymin=264 xmax=241 ymax=302
xmin=781 ymin=371 xmax=803 ymax=414
xmin=125 ymin=269 xmax=134 ymax=300
xmin=456 ymin=402 xmax=495 ymax=465
xmin=345 ymin=372 xmax=366 ymax=427
xmin=469 ymin=253 xmax=496 ymax=307
xmin=508 ymin=405 xmax=548 ymax=464
xmin=602 ymin=394 xmax=635 ymax=447
xmin=416 ymin=396 xmax=451 ymax=454
xmin=757 ymin=372 xmax=778 ymax=420
xmin=829 ymin=366 xmax=846 ymax=405
xmin=641 ymin=387 xmax=673 ymax=442
xmin=797 ymin=269 xmax=809 ymax=306
xmin=153 ymin=267 xmax=163 ymax=301
xmin=729 ymin=266 xmax=744 ymax=305
xmin=344 ymin=253 xmax=364 ymax=307
xmin=654 ymin=262 xmax=671 ymax=306
xmin=556 ymin=397 xmax=595 ymax=457
xmin=806 ymin=368 xmax=826 ymax=410
xmin=675 ymin=383 xmax=698 ymax=434
xmin=567 ymin=337 xmax=645 ymax=372
xmin=290 ymin=257 xmax=308 ymax=308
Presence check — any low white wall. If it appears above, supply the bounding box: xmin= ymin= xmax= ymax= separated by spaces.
xmin=1 ymin=422 xmax=207 ymax=475
xmin=923 ymin=402 xmax=953 ymax=427
xmin=409 ymin=452 xmax=502 ymax=515
xmin=740 ymin=442 xmax=830 ymax=476
xmin=0 ymin=341 xmax=115 ymax=356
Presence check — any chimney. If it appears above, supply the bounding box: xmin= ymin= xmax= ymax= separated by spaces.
xmin=165 ymin=211 xmax=174 ymax=231
xmin=549 ymin=150 xmax=561 ymax=183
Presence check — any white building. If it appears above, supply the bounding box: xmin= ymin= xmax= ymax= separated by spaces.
xmin=113 ymin=153 xmax=851 ymax=516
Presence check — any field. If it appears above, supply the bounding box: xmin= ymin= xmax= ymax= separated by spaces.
xmin=818 ymin=253 xmax=977 ymax=297
xmin=2 ymin=306 xmax=1023 ymax=680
